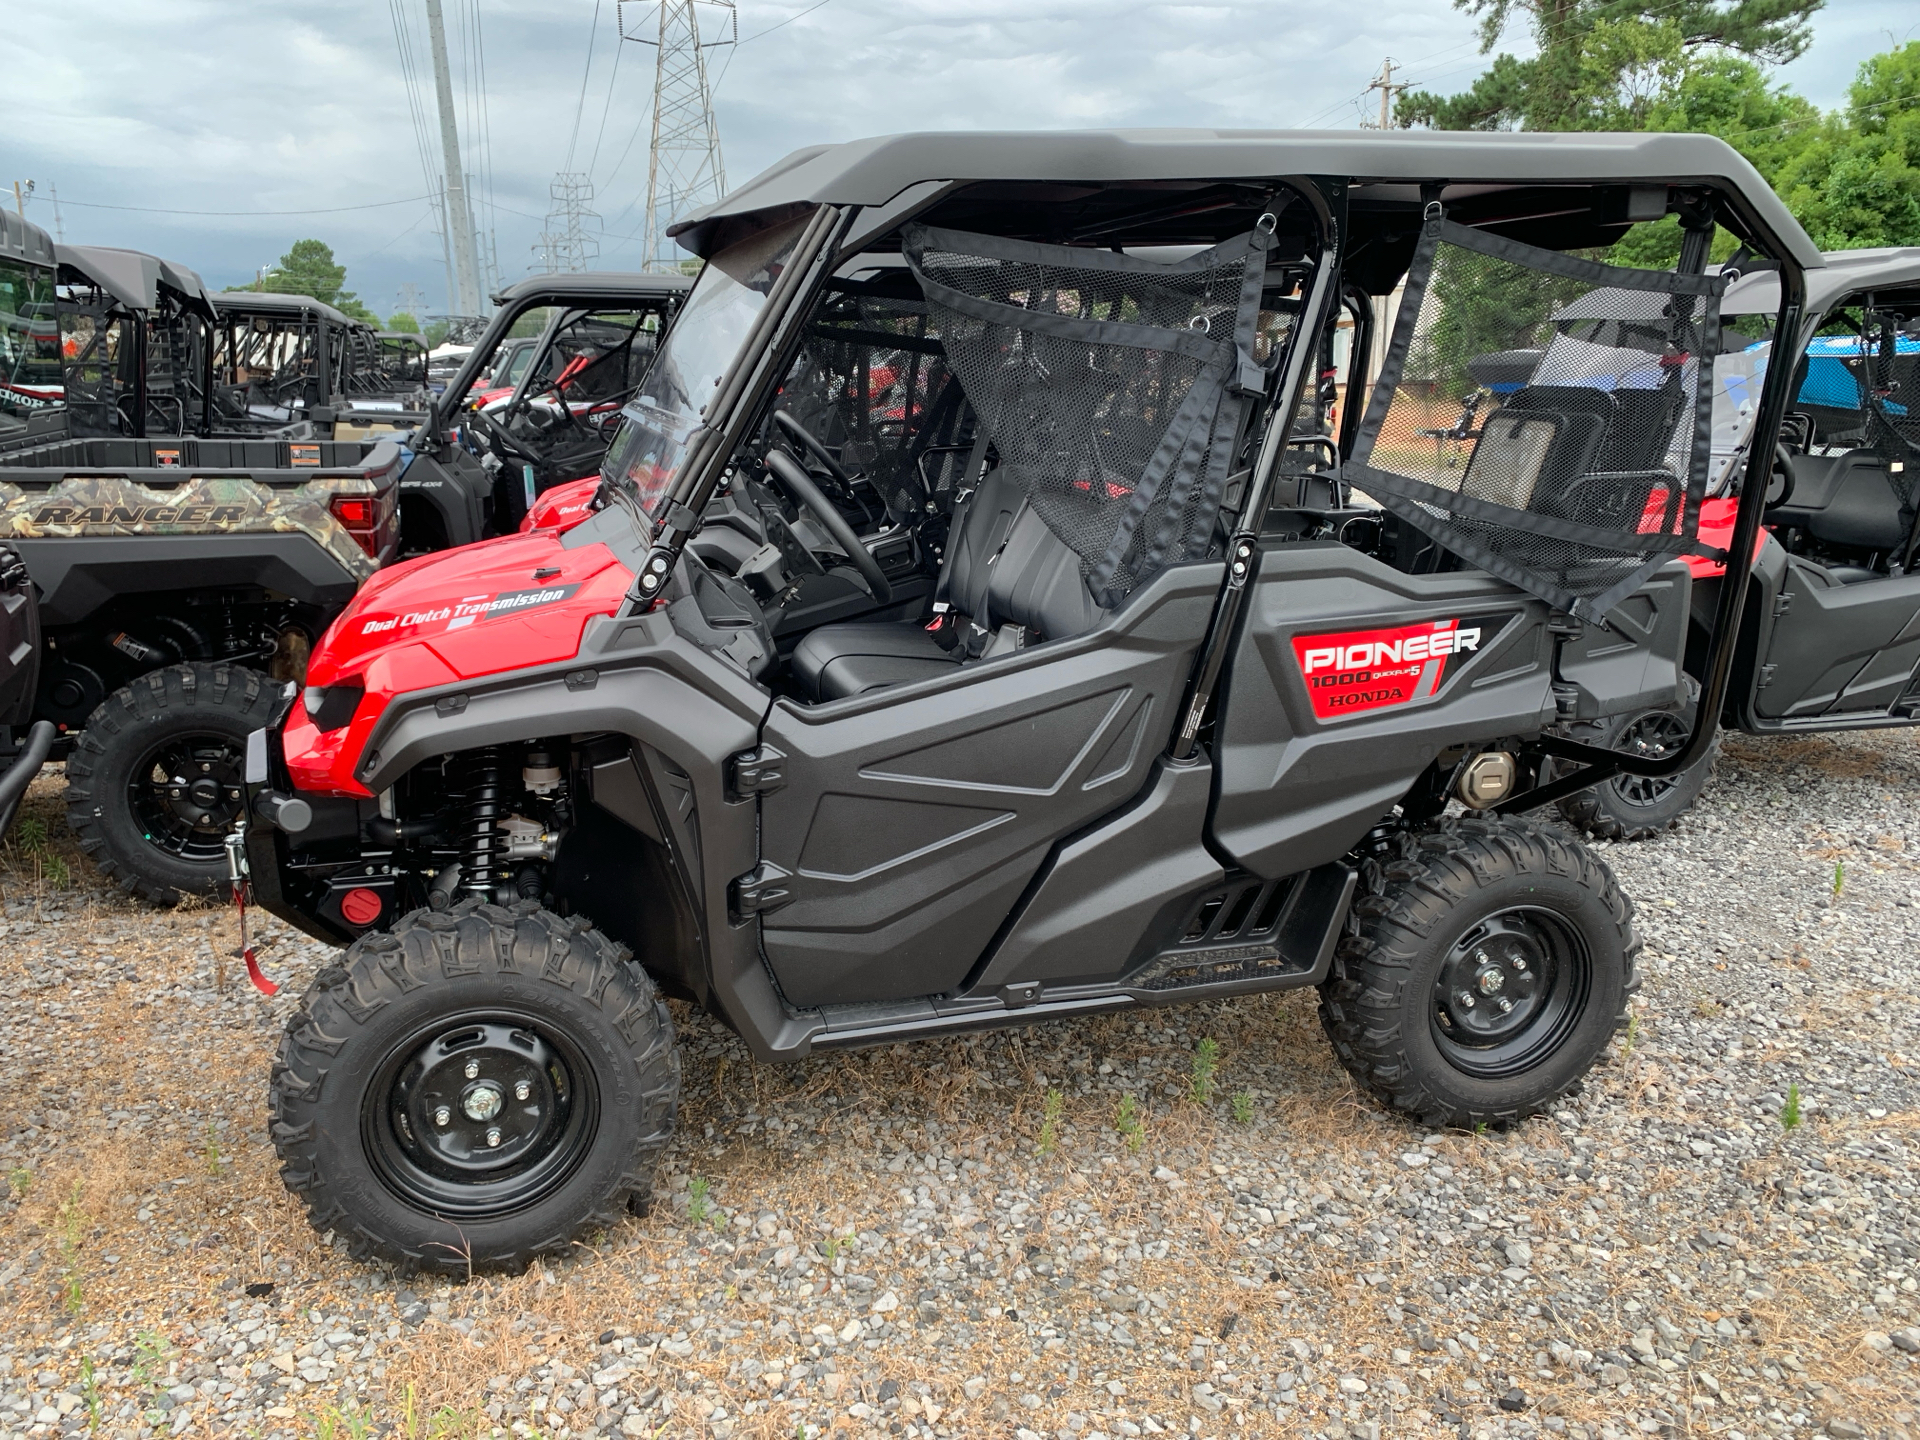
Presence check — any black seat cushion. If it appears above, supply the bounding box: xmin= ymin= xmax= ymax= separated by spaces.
xmin=792 ymin=621 xmax=960 ymax=700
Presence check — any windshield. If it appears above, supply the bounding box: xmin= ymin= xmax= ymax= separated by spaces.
xmin=602 ymin=210 xmax=814 ymax=520
xmin=0 ymin=256 xmax=61 ymax=434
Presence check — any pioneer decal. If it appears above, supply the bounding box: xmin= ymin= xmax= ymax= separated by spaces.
xmin=358 ymin=584 xmax=580 ymax=637
xmin=1293 ymin=617 xmax=1483 ymax=720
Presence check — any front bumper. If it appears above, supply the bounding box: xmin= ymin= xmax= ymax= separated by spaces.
xmin=243 ymin=706 xmax=360 ymax=947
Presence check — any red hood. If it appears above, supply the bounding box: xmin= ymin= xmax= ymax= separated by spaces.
xmin=288 ymin=531 xmax=633 ymax=796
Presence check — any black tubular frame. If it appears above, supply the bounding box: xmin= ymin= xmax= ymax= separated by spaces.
xmin=626 ymin=206 xmax=851 ymax=609
xmin=1170 ymin=179 xmax=1344 ymax=763
xmin=1499 ymin=204 xmax=1809 ymax=812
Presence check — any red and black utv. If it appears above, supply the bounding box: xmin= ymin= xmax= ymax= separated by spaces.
xmin=242 ymin=129 xmax=1813 ymax=1271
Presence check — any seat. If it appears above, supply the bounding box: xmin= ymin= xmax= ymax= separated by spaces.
xmin=791 ymin=469 xmax=1102 ymax=701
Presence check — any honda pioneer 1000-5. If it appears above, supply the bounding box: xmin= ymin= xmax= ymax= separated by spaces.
xmin=242 ymin=129 xmax=1815 ymax=1270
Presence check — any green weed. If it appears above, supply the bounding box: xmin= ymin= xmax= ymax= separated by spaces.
xmin=1038 ymin=1089 xmax=1064 ymax=1156
xmin=203 ymin=1123 xmax=224 ymax=1177
xmin=78 ymin=1355 xmax=102 ymax=1432
xmin=1624 ymin=1013 xmax=1640 ymax=1053
xmin=1781 ymin=1082 xmax=1802 ymax=1130
xmin=7 ymin=815 xmax=70 ymax=888
xmin=1231 ymin=1090 xmax=1255 ymax=1126
xmin=1115 ymin=1094 xmax=1143 ymax=1153
xmin=1832 ymin=860 xmax=1845 ymax=897
xmin=1190 ymin=1038 xmax=1219 ymax=1106
xmin=4 ymin=1165 xmax=28 ymax=1199
xmin=687 ymin=1175 xmax=712 ymax=1226
xmin=312 ymin=1401 xmax=375 ymax=1440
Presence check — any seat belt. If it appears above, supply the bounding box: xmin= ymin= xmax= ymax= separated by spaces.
xmin=931 ymin=428 xmax=994 ymax=616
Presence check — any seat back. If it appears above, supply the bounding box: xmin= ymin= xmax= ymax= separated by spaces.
xmin=985 ymin=506 xmax=1102 ymax=642
xmin=942 ymin=468 xmax=1025 ymax=623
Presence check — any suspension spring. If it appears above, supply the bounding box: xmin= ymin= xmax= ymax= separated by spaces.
xmin=457 ymin=747 xmax=506 ymax=895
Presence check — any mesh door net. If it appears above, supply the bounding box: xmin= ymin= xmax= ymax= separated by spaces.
xmin=904 ymin=222 xmax=1273 ymax=606
xmin=1351 ymin=215 xmax=1725 ymax=619
xmin=776 ymin=286 xmax=969 ymax=523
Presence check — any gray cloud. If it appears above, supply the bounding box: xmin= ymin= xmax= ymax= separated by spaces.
xmin=1 ymin=0 xmax=1906 ymax=317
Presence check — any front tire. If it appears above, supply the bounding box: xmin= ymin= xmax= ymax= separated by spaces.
xmin=65 ymin=663 xmax=277 ymax=903
xmin=1319 ymin=815 xmax=1639 ymax=1129
xmin=270 ymin=901 xmax=679 ymax=1273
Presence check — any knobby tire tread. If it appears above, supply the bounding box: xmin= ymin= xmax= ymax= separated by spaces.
xmin=1318 ymin=814 xmax=1641 ymax=1130
xmin=268 ymin=898 xmax=680 ymax=1274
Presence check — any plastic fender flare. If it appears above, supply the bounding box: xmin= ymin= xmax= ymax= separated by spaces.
xmin=353 ymin=613 xmax=787 ymax=1053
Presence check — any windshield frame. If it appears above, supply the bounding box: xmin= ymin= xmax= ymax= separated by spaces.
xmin=602 ymin=207 xmax=841 ymax=532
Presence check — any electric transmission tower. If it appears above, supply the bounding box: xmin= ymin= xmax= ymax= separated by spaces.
xmin=533 ymin=174 xmax=601 ymax=273
xmin=618 ymin=0 xmax=734 ymax=272
xmin=394 ymin=282 xmax=427 ymax=323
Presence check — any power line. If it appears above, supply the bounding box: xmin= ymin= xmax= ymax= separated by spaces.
xmin=56 ymin=194 xmax=437 ymax=217
xmin=565 ymin=0 xmax=606 ymax=176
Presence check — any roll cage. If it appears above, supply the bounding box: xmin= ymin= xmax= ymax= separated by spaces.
xmin=618 ymin=138 xmax=1813 ymax=809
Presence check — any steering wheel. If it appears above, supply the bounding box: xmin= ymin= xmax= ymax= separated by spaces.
xmin=467 ymin=405 xmax=542 ymax=466
xmin=1762 ymin=442 xmax=1796 ymax=508
xmin=764 ymin=446 xmax=893 ymax=604
xmin=772 ymin=410 xmax=879 ymax=524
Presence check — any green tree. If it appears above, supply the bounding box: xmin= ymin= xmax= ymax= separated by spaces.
xmin=230 ymin=239 xmax=380 ymax=324
xmin=1398 ymin=0 xmax=1824 ymax=133
xmin=385 ymin=311 xmax=422 ymax=334
xmin=1773 ymin=42 xmax=1920 ymax=248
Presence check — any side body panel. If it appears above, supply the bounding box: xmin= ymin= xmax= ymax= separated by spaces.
xmin=0 ymin=544 xmax=40 ymax=729
xmin=755 ymin=564 xmax=1222 ymax=1008
xmin=1555 ymin=564 xmax=1690 ymax=719
xmin=1753 ymin=557 xmax=1920 ymax=719
xmin=1213 ymin=543 xmax=1557 ymax=880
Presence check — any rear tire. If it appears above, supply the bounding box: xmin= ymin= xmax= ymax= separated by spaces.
xmin=65 ymin=662 xmax=276 ymax=903
xmin=1319 ymin=815 xmax=1639 ymax=1129
xmin=269 ymin=901 xmax=679 ymax=1273
xmin=1552 ymin=686 xmax=1716 ymax=842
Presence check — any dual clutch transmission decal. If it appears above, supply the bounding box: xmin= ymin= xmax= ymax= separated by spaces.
xmin=1292 ymin=616 xmax=1496 ymax=720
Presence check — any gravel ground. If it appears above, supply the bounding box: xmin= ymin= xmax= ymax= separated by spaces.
xmin=0 ymin=728 xmax=1916 ymax=1440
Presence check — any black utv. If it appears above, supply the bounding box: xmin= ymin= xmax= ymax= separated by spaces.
xmin=393 ymin=270 xmax=689 ymax=550
xmin=242 ymin=128 xmax=1811 ymax=1271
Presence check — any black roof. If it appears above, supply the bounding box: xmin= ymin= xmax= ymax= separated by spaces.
xmin=211 ymin=290 xmax=359 ymax=327
xmin=491 ymin=271 xmax=693 ymax=307
xmin=0 ymin=211 xmax=55 ymax=270
xmin=671 ymin=127 xmax=1822 ymax=272
xmin=55 ymin=244 xmax=216 ymax=318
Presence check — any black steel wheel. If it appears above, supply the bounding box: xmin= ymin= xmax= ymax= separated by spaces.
xmin=366 ymin=1015 xmax=600 ymax=1219
xmin=1553 ymin=684 xmax=1716 ymax=843
xmin=1429 ymin=907 xmax=1592 ymax=1079
xmin=1319 ymin=815 xmax=1639 ymax=1128
xmin=271 ymin=901 xmax=679 ymax=1273
xmin=66 ymin=663 xmax=277 ymax=903
xmin=125 ymin=728 xmax=248 ymax=866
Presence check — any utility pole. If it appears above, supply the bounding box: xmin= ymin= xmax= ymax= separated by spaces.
xmin=1364 ymin=58 xmax=1408 ymax=130
xmin=620 ymin=1 xmax=734 ymax=273
xmin=425 ymin=0 xmax=483 ymax=318
xmin=12 ymin=180 xmax=31 ymax=218
xmin=48 ymin=181 xmax=63 ymax=241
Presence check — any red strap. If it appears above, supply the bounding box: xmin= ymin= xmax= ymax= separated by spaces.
xmin=232 ymin=884 xmax=277 ymax=997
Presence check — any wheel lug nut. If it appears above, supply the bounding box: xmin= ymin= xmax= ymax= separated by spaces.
xmin=486 ymin=1127 xmax=502 ymax=1148
xmin=434 ymin=1106 xmax=451 ymax=1127
xmin=1497 ymin=997 xmax=1513 ymax=1014
xmin=1510 ymin=957 xmax=1528 ymax=972
xmin=464 ymin=1059 xmax=480 ymax=1080
xmin=1457 ymin=991 xmax=1475 ymax=1010
xmin=514 ymin=1080 xmax=531 ymax=1101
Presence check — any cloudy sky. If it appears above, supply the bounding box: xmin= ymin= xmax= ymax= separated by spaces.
xmin=4 ymin=0 xmax=1911 ymax=318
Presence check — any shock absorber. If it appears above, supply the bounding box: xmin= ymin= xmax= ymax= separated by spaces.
xmin=457 ymin=747 xmax=506 ymax=897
